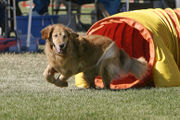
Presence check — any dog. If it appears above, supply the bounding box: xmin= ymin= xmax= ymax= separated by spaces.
xmin=41 ymin=24 xmax=148 ymax=89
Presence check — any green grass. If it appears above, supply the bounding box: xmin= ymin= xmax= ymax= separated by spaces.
xmin=1 ymin=51 xmax=180 ymax=120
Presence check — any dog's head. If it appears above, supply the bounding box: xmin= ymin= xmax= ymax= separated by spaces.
xmin=41 ymin=24 xmax=79 ymax=54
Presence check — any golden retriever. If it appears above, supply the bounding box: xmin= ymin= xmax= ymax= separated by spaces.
xmin=41 ymin=24 xmax=148 ymax=89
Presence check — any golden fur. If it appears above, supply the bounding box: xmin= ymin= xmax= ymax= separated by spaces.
xmin=41 ymin=24 xmax=148 ymax=89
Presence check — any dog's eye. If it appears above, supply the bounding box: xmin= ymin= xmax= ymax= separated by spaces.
xmin=59 ymin=33 xmax=62 ymax=36
xmin=63 ymin=35 xmax=66 ymax=39
xmin=54 ymin=34 xmax=58 ymax=38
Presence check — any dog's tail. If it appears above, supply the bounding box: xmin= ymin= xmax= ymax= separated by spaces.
xmin=96 ymin=42 xmax=148 ymax=80
xmin=96 ymin=42 xmax=117 ymax=66
xmin=113 ymin=48 xmax=148 ymax=80
xmin=118 ymin=50 xmax=148 ymax=80
xmin=128 ymin=57 xmax=148 ymax=80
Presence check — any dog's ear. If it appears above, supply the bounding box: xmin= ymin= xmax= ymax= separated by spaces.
xmin=64 ymin=27 xmax=79 ymax=38
xmin=41 ymin=25 xmax=53 ymax=40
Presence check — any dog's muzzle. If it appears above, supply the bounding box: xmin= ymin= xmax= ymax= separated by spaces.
xmin=53 ymin=42 xmax=66 ymax=54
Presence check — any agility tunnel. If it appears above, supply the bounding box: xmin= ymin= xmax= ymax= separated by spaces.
xmin=75 ymin=8 xmax=180 ymax=89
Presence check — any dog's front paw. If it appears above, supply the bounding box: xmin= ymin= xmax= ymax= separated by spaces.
xmin=54 ymin=80 xmax=68 ymax=87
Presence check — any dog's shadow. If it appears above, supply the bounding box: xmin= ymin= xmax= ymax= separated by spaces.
xmin=73 ymin=86 xmax=155 ymax=92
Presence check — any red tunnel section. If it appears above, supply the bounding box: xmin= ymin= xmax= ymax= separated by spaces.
xmin=87 ymin=17 xmax=155 ymax=89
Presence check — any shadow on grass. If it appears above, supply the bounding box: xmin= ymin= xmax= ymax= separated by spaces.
xmin=72 ymin=85 xmax=155 ymax=92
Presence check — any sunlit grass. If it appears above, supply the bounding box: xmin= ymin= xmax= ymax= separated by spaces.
xmin=1 ymin=52 xmax=180 ymax=120
xmin=2 ymin=2 xmax=180 ymax=120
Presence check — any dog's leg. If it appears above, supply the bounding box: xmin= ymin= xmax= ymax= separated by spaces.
xmin=43 ymin=65 xmax=57 ymax=84
xmin=100 ymin=68 xmax=111 ymax=89
xmin=99 ymin=61 xmax=112 ymax=89
xmin=83 ymin=68 xmax=98 ymax=88
xmin=54 ymin=74 xmax=69 ymax=87
xmin=43 ymin=65 xmax=69 ymax=87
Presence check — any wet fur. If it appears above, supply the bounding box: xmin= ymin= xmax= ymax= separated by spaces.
xmin=41 ymin=24 xmax=148 ymax=89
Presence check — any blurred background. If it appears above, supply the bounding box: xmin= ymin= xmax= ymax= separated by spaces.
xmin=0 ymin=0 xmax=177 ymax=52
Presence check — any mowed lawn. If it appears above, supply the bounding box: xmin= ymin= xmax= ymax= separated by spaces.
xmin=0 ymin=50 xmax=180 ymax=120
xmin=1 ymin=3 xmax=180 ymax=120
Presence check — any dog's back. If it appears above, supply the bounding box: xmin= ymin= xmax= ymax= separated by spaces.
xmin=72 ymin=35 xmax=113 ymax=71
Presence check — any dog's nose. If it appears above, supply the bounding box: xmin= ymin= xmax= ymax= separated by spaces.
xmin=59 ymin=43 xmax=65 ymax=49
